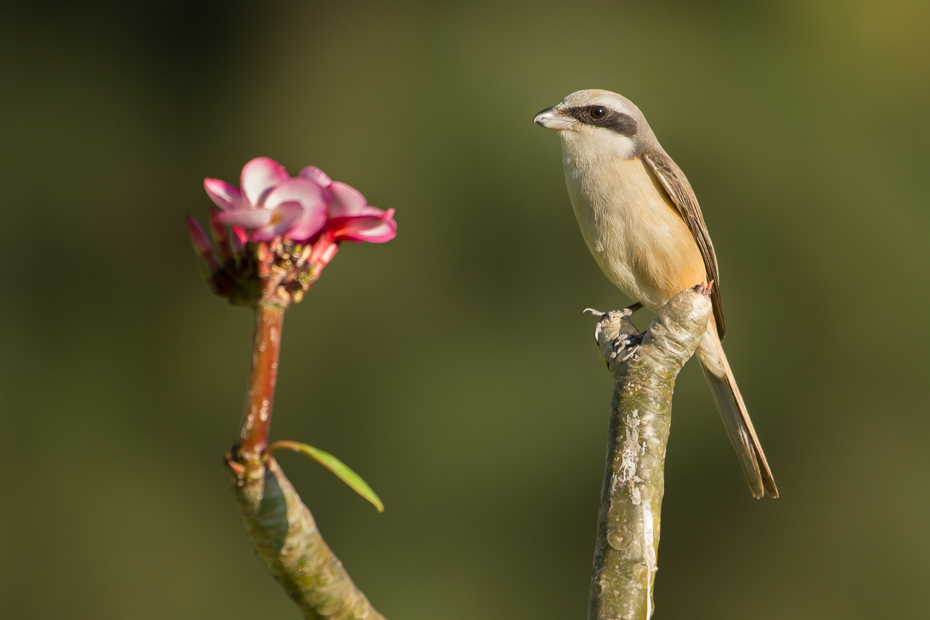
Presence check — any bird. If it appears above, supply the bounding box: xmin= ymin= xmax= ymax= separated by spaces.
xmin=534 ymin=89 xmax=777 ymax=498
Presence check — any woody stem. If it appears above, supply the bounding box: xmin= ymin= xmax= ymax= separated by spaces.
xmin=588 ymin=289 xmax=712 ymax=620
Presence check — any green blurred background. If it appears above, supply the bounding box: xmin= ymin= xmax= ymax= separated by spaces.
xmin=3 ymin=1 xmax=929 ymax=618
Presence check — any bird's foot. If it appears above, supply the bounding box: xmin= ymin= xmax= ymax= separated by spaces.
xmin=586 ymin=308 xmax=644 ymax=368
xmin=608 ymin=330 xmax=643 ymax=365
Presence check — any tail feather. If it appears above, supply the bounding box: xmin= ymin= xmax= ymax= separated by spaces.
xmin=697 ymin=327 xmax=778 ymax=499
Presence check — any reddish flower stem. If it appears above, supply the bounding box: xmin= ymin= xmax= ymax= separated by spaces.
xmin=235 ymin=303 xmax=284 ymax=465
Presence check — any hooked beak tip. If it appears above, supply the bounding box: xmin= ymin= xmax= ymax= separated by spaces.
xmin=534 ymin=107 xmax=576 ymax=131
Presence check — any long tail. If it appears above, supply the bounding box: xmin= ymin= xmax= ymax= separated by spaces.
xmin=697 ymin=327 xmax=778 ymax=499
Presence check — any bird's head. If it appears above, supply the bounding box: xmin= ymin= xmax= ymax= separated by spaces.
xmin=534 ymin=89 xmax=648 ymax=160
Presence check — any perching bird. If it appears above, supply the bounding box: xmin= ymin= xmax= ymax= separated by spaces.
xmin=534 ymin=89 xmax=777 ymax=498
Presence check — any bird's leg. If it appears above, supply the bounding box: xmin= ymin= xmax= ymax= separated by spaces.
xmin=626 ymin=301 xmax=644 ymax=314
xmin=585 ymin=308 xmax=644 ymax=367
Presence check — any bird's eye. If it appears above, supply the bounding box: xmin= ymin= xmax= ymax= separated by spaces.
xmin=590 ymin=107 xmax=606 ymax=119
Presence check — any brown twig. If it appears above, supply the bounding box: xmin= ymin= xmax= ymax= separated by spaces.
xmin=235 ymin=303 xmax=284 ymax=465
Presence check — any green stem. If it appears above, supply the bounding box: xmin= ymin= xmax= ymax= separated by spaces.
xmin=588 ymin=289 xmax=712 ymax=620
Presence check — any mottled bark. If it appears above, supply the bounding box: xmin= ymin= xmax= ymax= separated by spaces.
xmin=588 ymin=288 xmax=712 ymax=620
xmin=227 ymin=457 xmax=384 ymax=620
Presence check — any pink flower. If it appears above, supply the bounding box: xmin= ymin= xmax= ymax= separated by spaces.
xmin=204 ymin=157 xmax=328 ymax=242
xmin=203 ymin=157 xmax=396 ymax=274
xmin=298 ymin=166 xmax=397 ymax=265
xmin=191 ymin=158 xmax=398 ymax=306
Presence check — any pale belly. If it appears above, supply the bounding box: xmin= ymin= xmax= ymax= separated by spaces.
xmin=564 ymin=156 xmax=707 ymax=311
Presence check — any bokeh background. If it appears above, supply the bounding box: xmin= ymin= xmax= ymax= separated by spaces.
xmin=3 ymin=1 xmax=930 ymax=618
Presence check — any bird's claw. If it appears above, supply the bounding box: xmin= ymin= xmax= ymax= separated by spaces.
xmin=585 ymin=308 xmax=607 ymax=341
xmin=608 ymin=331 xmax=643 ymax=365
xmin=588 ymin=306 xmax=644 ymax=368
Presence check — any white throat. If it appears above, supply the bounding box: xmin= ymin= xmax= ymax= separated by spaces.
xmin=560 ymin=127 xmax=637 ymax=163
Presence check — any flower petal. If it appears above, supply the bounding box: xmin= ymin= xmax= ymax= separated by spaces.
xmin=264 ymin=178 xmax=327 ymax=212
xmin=298 ymin=166 xmax=332 ymax=187
xmin=351 ymin=218 xmax=397 ymax=243
xmin=260 ymin=178 xmax=328 ymax=240
xmin=204 ymin=178 xmax=244 ymax=211
xmin=251 ymin=202 xmax=304 ymax=241
xmin=240 ymin=157 xmax=290 ymax=207
xmin=287 ymin=206 xmax=329 ymax=241
xmin=328 ymin=209 xmax=397 ymax=243
xmin=328 ymin=181 xmax=368 ymax=217
xmin=216 ymin=208 xmax=274 ymax=229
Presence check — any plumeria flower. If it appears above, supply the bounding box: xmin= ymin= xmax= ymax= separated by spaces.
xmin=204 ymin=157 xmax=328 ymax=242
xmin=298 ymin=166 xmax=397 ymax=265
xmin=190 ymin=157 xmax=397 ymax=307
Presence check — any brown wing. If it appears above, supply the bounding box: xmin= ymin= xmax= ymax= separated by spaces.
xmin=642 ymin=150 xmax=726 ymax=339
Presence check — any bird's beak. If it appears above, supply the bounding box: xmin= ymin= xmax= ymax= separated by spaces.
xmin=534 ymin=107 xmax=576 ymax=131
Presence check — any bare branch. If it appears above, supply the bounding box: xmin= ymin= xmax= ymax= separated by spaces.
xmin=588 ymin=288 xmax=712 ymax=620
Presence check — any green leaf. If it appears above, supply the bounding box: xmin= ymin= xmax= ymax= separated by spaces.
xmin=269 ymin=441 xmax=384 ymax=512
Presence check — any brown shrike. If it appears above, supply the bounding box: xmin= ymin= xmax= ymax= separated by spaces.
xmin=534 ymin=89 xmax=777 ymax=498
